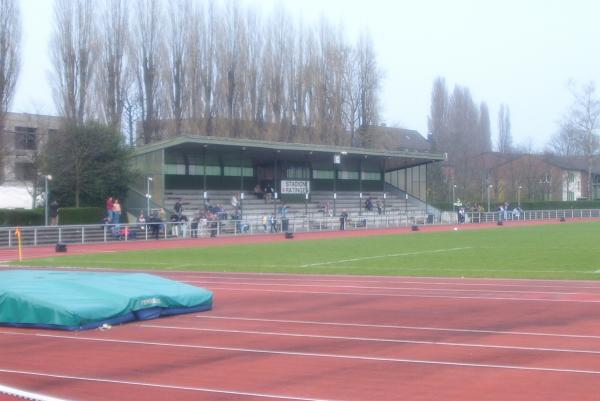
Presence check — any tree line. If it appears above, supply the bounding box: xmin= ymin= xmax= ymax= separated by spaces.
xmin=50 ymin=0 xmax=381 ymax=148
xmin=428 ymin=76 xmax=600 ymax=204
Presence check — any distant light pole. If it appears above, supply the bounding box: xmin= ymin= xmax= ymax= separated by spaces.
xmin=487 ymin=184 xmax=493 ymax=212
xmin=44 ymin=175 xmax=52 ymax=226
xmin=452 ymin=184 xmax=457 ymax=212
xmin=517 ymin=186 xmax=522 ymax=208
xmin=146 ymin=176 xmax=153 ymax=217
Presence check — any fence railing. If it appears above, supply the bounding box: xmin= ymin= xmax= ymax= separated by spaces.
xmin=1 ymin=209 xmax=599 ymax=249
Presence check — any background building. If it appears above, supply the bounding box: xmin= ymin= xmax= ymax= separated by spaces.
xmin=0 ymin=112 xmax=63 ymax=208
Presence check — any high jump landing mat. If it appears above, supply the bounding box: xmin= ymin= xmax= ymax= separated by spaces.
xmin=0 ymin=270 xmax=213 ymax=331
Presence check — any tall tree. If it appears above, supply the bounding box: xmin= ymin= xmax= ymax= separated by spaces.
xmin=497 ymin=104 xmax=512 ymax=153
xmin=428 ymin=77 xmax=449 ymax=151
xmin=478 ymin=102 xmax=492 ymax=152
xmin=130 ymin=0 xmax=164 ymax=144
xmin=50 ymin=0 xmax=97 ymax=124
xmin=561 ymin=81 xmax=600 ymax=198
xmin=165 ymin=0 xmax=192 ymax=137
xmin=0 ymin=0 xmax=21 ymax=183
xmin=356 ymin=33 xmax=380 ymax=147
xmin=446 ymin=85 xmax=482 ymax=200
xmin=96 ymin=0 xmax=129 ymax=131
xmin=427 ymin=77 xmax=449 ymax=201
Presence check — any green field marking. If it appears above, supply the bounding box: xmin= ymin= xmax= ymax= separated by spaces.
xmin=12 ymin=222 xmax=600 ymax=280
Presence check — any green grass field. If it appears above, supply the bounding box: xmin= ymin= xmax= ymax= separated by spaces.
xmin=15 ymin=222 xmax=600 ymax=280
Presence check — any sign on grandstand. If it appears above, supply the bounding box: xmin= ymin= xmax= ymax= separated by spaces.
xmin=281 ymin=180 xmax=310 ymax=194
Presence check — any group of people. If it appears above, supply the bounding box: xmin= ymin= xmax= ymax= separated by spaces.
xmin=365 ymin=196 xmax=383 ymax=214
xmin=105 ymin=196 xmax=123 ymax=225
xmin=254 ymin=183 xmax=275 ymax=202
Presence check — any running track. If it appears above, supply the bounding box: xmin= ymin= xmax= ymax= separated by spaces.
xmin=2 ymin=220 xmax=600 ymax=400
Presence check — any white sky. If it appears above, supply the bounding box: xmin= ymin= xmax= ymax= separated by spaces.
xmin=12 ymin=0 xmax=600 ymax=150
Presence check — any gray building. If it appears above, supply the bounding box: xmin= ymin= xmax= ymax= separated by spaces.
xmin=0 ymin=113 xmax=63 ymax=208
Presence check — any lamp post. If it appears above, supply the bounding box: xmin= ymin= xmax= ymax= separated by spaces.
xmin=517 ymin=185 xmax=522 ymax=208
xmin=146 ymin=176 xmax=153 ymax=217
xmin=333 ymin=153 xmax=341 ymax=216
xmin=452 ymin=184 xmax=457 ymax=212
xmin=44 ymin=175 xmax=52 ymax=226
xmin=487 ymin=184 xmax=493 ymax=212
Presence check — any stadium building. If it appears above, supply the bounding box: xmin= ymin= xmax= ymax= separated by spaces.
xmin=128 ymin=132 xmax=446 ymax=220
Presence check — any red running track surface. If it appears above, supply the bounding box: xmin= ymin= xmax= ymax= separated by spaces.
xmin=2 ymin=272 xmax=600 ymax=400
xmin=2 ymin=219 xmax=600 ymax=400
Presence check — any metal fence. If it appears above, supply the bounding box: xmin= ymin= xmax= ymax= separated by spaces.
xmin=1 ymin=209 xmax=599 ymax=248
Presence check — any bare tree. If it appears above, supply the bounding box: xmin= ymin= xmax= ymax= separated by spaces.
xmin=164 ymin=0 xmax=192 ymax=137
xmin=478 ymin=102 xmax=491 ymax=152
xmin=561 ymin=81 xmax=600 ymax=198
xmin=0 ymin=0 xmax=21 ymax=183
xmin=96 ymin=0 xmax=129 ymax=131
xmin=199 ymin=0 xmax=218 ymax=136
xmin=50 ymin=0 xmax=97 ymax=124
xmin=446 ymin=85 xmax=483 ymax=200
xmin=342 ymin=46 xmax=361 ymax=146
xmin=130 ymin=0 xmax=164 ymax=144
xmin=497 ymin=104 xmax=512 ymax=153
xmin=426 ymin=77 xmax=449 ymax=201
xmin=428 ymin=77 xmax=449 ymax=151
xmin=546 ymin=125 xmax=588 ymax=156
xmin=355 ymin=33 xmax=380 ymax=147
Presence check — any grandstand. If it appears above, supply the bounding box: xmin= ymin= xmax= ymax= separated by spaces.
xmin=128 ymin=135 xmax=444 ymax=226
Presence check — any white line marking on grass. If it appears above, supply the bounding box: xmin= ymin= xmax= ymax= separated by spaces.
xmin=141 ymin=324 xmax=600 ymax=355
xmin=0 ymin=383 xmax=73 ymax=401
xmin=195 ymin=316 xmax=600 ymax=340
xmin=208 ymin=286 xmax=600 ymax=303
xmin=299 ymin=247 xmax=473 ymax=267
xmin=0 ymin=369 xmax=338 ymax=401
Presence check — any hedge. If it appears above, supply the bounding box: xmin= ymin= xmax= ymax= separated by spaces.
xmin=433 ymin=200 xmax=600 ymax=212
xmin=0 ymin=207 xmax=107 ymax=227
xmin=0 ymin=209 xmax=43 ymax=226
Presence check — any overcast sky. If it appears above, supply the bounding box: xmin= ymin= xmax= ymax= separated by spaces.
xmin=11 ymin=0 xmax=600 ymax=150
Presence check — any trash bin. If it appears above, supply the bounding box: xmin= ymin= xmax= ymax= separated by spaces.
xmin=281 ymin=218 xmax=289 ymax=232
xmin=427 ymin=214 xmax=434 ymax=224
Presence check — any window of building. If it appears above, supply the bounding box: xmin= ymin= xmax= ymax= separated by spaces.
xmin=287 ymin=166 xmax=310 ymax=179
xmin=15 ymin=162 xmax=36 ymax=181
xmin=224 ymin=166 xmax=254 ymax=177
xmin=164 ymin=164 xmax=186 ymax=175
xmin=313 ymin=169 xmax=334 ymax=179
xmin=361 ymin=171 xmax=381 ymax=181
xmin=15 ymin=127 xmax=37 ymax=150
xmin=338 ymin=170 xmax=359 ymax=180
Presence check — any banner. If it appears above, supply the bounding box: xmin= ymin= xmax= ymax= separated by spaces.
xmin=280 ymin=180 xmax=310 ymax=194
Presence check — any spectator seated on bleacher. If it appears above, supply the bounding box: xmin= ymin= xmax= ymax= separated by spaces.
xmin=254 ymin=184 xmax=264 ymax=199
xmin=111 ymin=226 xmax=137 ymax=240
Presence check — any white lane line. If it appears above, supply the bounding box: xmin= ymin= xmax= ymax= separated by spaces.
xmin=0 ymin=369 xmax=338 ymax=401
xmin=0 ymin=383 xmax=73 ymax=401
xmin=299 ymin=247 xmax=473 ymax=267
xmin=141 ymin=324 xmax=600 ymax=355
xmin=183 ymin=280 xmax=584 ymax=296
xmin=1 ymin=334 xmax=600 ymax=376
xmin=207 ymin=286 xmax=600 ymax=303
xmin=195 ymin=316 xmax=600 ymax=340
xmin=172 ymin=275 xmax=600 ymax=291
